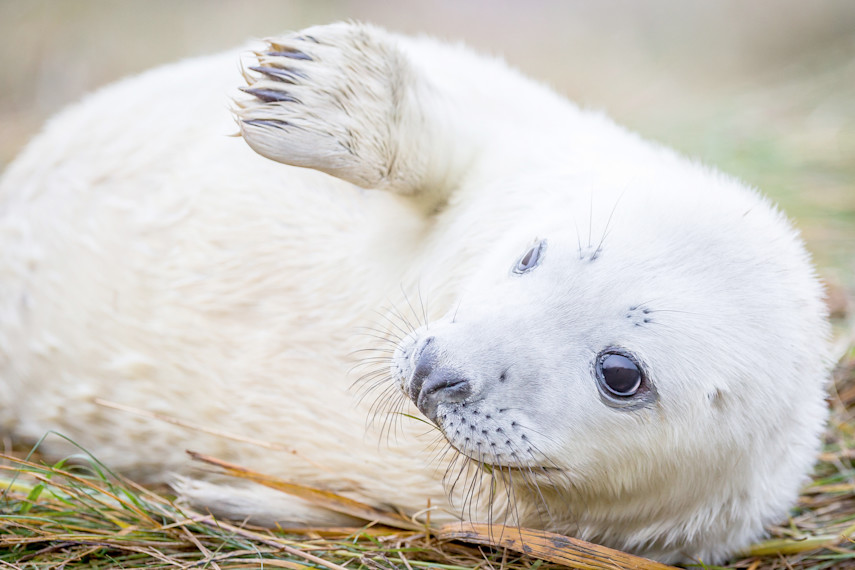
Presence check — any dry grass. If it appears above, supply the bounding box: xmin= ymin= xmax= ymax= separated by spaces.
xmin=2 ymin=342 xmax=854 ymax=570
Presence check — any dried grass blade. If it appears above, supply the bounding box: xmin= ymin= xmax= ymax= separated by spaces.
xmin=437 ymin=522 xmax=679 ymax=570
xmin=745 ymin=535 xmax=840 ymax=556
xmin=187 ymin=451 xmax=422 ymax=531
xmin=192 ymin=514 xmax=351 ymax=570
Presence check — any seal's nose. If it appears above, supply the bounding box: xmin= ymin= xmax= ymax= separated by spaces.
xmin=408 ymin=340 xmax=472 ymax=422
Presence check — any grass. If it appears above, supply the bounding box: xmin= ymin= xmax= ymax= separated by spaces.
xmin=2 ymin=342 xmax=854 ymax=569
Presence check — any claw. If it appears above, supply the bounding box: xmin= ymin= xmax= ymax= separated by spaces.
xmin=249 ymin=66 xmax=305 ymax=85
xmin=239 ymin=87 xmax=300 ymax=104
xmin=241 ymin=118 xmax=293 ymax=130
xmin=265 ymin=46 xmax=312 ymax=61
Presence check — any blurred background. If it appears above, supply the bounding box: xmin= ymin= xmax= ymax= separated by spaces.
xmin=1 ymin=0 xmax=853 ymax=315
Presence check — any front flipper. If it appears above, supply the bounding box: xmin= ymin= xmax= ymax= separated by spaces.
xmin=236 ymin=23 xmax=438 ymax=195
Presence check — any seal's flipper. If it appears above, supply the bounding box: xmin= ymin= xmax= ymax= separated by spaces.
xmin=173 ymin=476 xmax=364 ymax=528
xmin=235 ymin=23 xmax=475 ymax=210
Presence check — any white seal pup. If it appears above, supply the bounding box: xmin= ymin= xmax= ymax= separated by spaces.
xmin=0 ymin=23 xmax=831 ymax=564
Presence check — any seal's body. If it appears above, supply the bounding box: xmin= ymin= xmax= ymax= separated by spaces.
xmin=0 ymin=23 xmax=830 ymax=564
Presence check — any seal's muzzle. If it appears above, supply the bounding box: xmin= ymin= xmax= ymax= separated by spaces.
xmin=408 ymin=338 xmax=473 ymax=422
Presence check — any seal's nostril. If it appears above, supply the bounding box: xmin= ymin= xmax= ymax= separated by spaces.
xmin=416 ymin=368 xmax=473 ymax=421
xmin=420 ymin=371 xmax=468 ymax=399
xmin=406 ymin=337 xmax=473 ymax=421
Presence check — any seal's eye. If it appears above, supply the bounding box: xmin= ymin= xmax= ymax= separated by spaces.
xmin=597 ymin=352 xmax=642 ymax=397
xmin=513 ymin=240 xmax=546 ymax=274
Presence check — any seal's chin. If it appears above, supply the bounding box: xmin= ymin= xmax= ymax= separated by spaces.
xmin=454 ymin=448 xmax=565 ymax=476
xmin=438 ymin=433 xmax=571 ymax=510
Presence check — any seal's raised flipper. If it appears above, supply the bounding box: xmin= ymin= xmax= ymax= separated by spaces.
xmin=235 ymin=23 xmax=474 ymax=208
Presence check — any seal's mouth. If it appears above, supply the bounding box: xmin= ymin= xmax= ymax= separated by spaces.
xmin=430 ymin=404 xmax=563 ymax=479
xmin=462 ymin=453 xmax=565 ymax=476
xmin=369 ymin=310 xmax=573 ymax=526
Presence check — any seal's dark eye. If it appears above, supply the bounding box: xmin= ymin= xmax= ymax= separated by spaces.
xmin=597 ymin=352 xmax=642 ymax=397
xmin=513 ymin=240 xmax=546 ymax=274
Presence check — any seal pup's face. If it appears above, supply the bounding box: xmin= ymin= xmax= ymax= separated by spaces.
xmin=385 ymin=187 xmax=828 ymax=549
xmin=390 ymin=222 xmax=679 ymax=497
xmin=393 ymin=235 xmax=661 ymax=467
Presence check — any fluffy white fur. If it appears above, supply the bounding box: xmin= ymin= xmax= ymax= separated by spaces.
xmin=0 ymin=23 xmax=831 ymax=564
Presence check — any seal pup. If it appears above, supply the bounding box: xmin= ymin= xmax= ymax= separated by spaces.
xmin=0 ymin=22 xmax=830 ymax=564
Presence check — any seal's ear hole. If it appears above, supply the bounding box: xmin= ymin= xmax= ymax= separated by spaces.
xmin=597 ymin=351 xmax=642 ymax=397
xmin=513 ymin=239 xmax=547 ymax=275
xmin=709 ymin=388 xmax=727 ymax=410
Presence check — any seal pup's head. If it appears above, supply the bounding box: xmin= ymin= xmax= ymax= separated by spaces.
xmin=385 ymin=174 xmax=830 ymax=564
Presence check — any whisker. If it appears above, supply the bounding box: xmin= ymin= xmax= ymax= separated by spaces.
xmin=351 ymin=330 xmax=401 ymax=344
xmin=352 ymin=323 xmax=404 ymax=338
xmin=398 ymin=284 xmax=423 ymax=331
xmin=348 ymin=348 xmax=396 ymax=357
xmin=417 ymin=281 xmax=429 ymax=330
xmin=372 ymin=308 xmax=411 ymax=338
xmin=353 ymin=375 xmax=395 ymax=405
xmin=592 ymin=190 xmax=625 ymax=259
xmin=387 ymin=297 xmax=418 ymax=335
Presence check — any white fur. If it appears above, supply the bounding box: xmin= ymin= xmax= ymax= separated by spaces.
xmin=0 ymin=23 xmax=830 ymax=564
